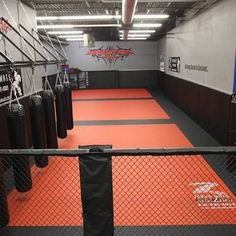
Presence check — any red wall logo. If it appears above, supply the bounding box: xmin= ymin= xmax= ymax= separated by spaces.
xmin=0 ymin=19 xmax=11 ymax=33
xmin=86 ymin=46 xmax=134 ymax=65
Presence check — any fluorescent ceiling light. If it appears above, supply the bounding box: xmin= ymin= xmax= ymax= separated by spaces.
xmin=128 ymin=33 xmax=150 ymax=38
xmin=37 ymin=25 xmax=74 ymax=29
xmin=37 ymin=24 xmax=121 ymax=29
xmin=58 ymin=35 xmax=84 ymax=38
xmin=66 ymin=38 xmax=84 ymax=41
xmin=37 ymin=16 xmax=58 ymax=20
xmin=37 ymin=15 xmax=121 ymax=21
xmin=134 ymin=14 xmax=169 ymax=19
xmin=60 ymin=15 xmax=121 ymax=20
xmin=133 ymin=23 xmax=162 ymax=28
xmin=120 ymin=30 xmax=155 ymax=33
xmin=128 ymin=37 xmax=147 ymax=40
xmin=48 ymin=30 xmax=83 ymax=35
xmin=76 ymin=24 xmax=122 ymax=28
xmin=120 ymin=37 xmax=147 ymax=40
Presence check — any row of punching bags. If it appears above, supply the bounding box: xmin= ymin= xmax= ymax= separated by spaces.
xmin=0 ymin=81 xmax=73 ymax=227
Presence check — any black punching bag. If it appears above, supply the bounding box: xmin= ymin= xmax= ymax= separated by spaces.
xmin=64 ymin=81 xmax=73 ymax=130
xmin=55 ymin=85 xmax=67 ymax=138
xmin=0 ymin=159 xmax=9 ymax=227
xmin=30 ymin=95 xmax=48 ymax=168
xmin=42 ymin=90 xmax=58 ymax=148
xmin=7 ymin=104 xmax=32 ymax=192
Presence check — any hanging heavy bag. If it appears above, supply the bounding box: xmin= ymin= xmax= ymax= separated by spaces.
xmin=7 ymin=103 xmax=32 ymax=192
xmin=30 ymin=95 xmax=48 ymax=168
xmin=42 ymin=90 xmax=58 ymax=148
xmin=55 ymin=85 xmax=67 ymax=138
xmin=0 ymin=159 xmax=9 ymax=227
xmin=64 ymin=81 xmax=73 ymax=130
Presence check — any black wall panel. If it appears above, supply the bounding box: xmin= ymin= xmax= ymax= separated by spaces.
xmin=228 ymin=101 xmax=236 ymax=145
xmin=119 ymin=70 xmax=157 ymax=88
xmin=157 ymin=72 xmax=231 ymax=145
xmin=78 ymin=70 xmax=158 ymax=89
xmin=157 ymin=71 xmax=165 ymax=90
xmin=88 ymin=71 xmax=118 ymax=89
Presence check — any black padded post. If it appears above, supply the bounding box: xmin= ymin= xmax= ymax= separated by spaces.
xmin=7 ymin=104 xmax=32 ymax=192
xmin=79 ymin=145 xmax=114 ymax=236
xmin=0 ymin=159 xmax=9 ymax=227
xmin=42 ymin=90 xmax=58 ymax=148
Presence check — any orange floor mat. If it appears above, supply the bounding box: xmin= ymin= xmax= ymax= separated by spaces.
xmin=59 ymin=124 xmax=191 ymax=149
xmin=73 ymin=99 xmax=169 ymax=121
xmin=8 ymin=126 xmax=236 ymax=226
xmin=8 ymin=158 xmax=82 ymax=226
xmin=72 ymin=88 xmax=152 ymax=99
xmin=113 ymin=155 xmax=236 ymax=225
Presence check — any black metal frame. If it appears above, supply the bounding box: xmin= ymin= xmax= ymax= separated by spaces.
xmin=19 ymin=24 xmax=62 ymax=61
xmin=0 ymin=146 xmax=236 ymax=157
xmin=0 ymin=17 xmax=67 ymax=71
xmin=33 ymin=29 xmax=68 ymax=61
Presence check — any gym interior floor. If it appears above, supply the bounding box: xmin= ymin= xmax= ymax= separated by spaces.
xmin=1 ymin=88 xmax=235 ymax=236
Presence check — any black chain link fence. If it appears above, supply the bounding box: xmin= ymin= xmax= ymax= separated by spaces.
xmin=0 ymin=148 xmax=235 ymax=236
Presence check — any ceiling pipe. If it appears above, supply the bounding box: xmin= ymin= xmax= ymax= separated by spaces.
xmin=122 ymin=0 xmax=137 ymax=40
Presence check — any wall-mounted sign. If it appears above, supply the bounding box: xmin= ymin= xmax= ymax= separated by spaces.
xmin=160 ymin=62 xmax=165 ymax=72
xmin=86 ymin=46 xmax=134 ymax=66
xmin=185 ymin=64 xmax=208 ymax=72
xmin=0 ymin=69 xmax=23 ymax=104
xmin=169 ymin=57 xmax=181 ymax=73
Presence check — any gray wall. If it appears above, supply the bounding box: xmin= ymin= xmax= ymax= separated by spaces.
xmin=0 ymin=0 xmax=58 ymax=94
xmin=66 ymin=41 xmax=158 ymax=71
xmin=156 ymin=0 xmax=236 ymax=94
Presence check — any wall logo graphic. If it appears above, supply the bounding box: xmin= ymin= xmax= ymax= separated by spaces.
xmin=0 ymin=69 xmax=23 ymax=104
xmin=86 ymin=46 xmax=134 ymax=65
xmin=0 ymin=19 xmax=11 ymax=33
xmin=190 ymin=182 xmax=236 ymax=209
xmin=169 ymin=57 xmax=181 ymax=73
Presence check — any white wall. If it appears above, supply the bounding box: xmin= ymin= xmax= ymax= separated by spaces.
xmin=66 ymin=41 xmax=157 ymax=71
xmin=0 ymin=0 xmax=58 ymax=94
xmin=157 ymin=0 xmax=236 ymax=94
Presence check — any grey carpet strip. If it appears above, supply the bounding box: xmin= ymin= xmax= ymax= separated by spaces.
xmin=72 ymin=97 xmax=153 ymax=102
xmin=1 ymin=225 xmax=235 ymax=236
xmin=74 ymin=119 xmax=172 ymax=126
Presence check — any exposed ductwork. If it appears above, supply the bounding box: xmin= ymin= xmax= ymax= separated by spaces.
xmin=122 ymin=0 xmax=137 ymax=40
